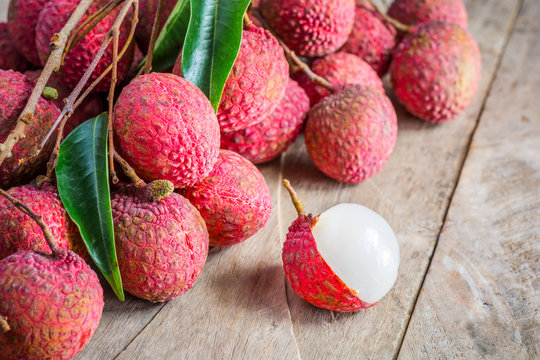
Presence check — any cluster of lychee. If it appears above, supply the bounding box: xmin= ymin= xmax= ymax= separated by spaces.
xmin=0 ymin=0 xmax=481 ymax=358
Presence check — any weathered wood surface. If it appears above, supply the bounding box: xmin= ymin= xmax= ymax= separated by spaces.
xmin=398 ymin=0 xmax=539 ymax=358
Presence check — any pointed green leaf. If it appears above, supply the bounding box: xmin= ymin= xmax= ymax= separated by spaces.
xmin=182 ymin=0 xmax=251 ymax=111
xmin=56 ymin=114 xmax=124 ymax=301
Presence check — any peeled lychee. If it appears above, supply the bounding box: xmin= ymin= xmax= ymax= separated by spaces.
xmin=0 ymin=249 xmax=103 ymax=359
xmin=113 ymin=73 xmax=220 ymax=188
xmin=0 ymin=70 xmax=60 ymax=188
xmin=342 ymin=1 xmax=396 ymax=76
xmin=388 ymin=0 xmax=468 ymax=29
xmin=0 ymin=23 xmax=30 ymax=72
xmin=294 ymin=52 xmax=384 ymax=106
xmin=259 ymin=0 xmax=355 ymax=58
xmin=136 ymin=0 xmax=177 ymax=51
xmin=183 ymin=150 xmax=272 ymax=247
xmin=305 ymin=85 xmax=397 ymax=183
xmin=111 ymin=180 xmax=209 ymax=302
xmin=35 ymin=0 xmax=134 ymax=92
xmin=282 ymin=180 xmax=400 ymax=312
xmin=390 ymin=21 xmax=481 ymax=122
xmin=0 ymin=183 xmax=86 ymax=259
xmin=173 ymin=24 xmax=289 ymax=133
xmin=220 ymin=79 xmax=309 ymax=164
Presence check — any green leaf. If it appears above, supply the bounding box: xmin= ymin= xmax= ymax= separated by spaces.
xmin=182 ymin=0 xmax=251 ymax=111
xmin=56 ymin=114 xmax=124 ymax=301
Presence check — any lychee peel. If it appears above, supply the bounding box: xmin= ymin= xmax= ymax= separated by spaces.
xmin=183 ymin=150 xmax=272 ymax=247
xmin=294 ymin=52 xmax=384 ymax=106
xmin=0 ymin=70 xmax=61 ymax=188
xmin=342 ymin=1 xmax=396 ymax=76
xmin=305 ymin=85 xmax=397 ymax=183
xmin=111 ymin=183 xmax=209 ymax=302
xmin=220 ymin=79 xmax=309 ymax=164
xmin=390 ymin=21 xmax=481 ymax=123
xmin=259 ymin=0 xmax=355 ymax=58
xmin=388 ymin=0 xmax=468 ymax=29
xmin=113 ymin=73 xmax=220 ymax=188
xmin=0 ymin=23 xmax=30 ymax=72
xmin=136 ymin=0 xmax=177 ymax=51
xmin=0 ymin=249 xmax=104 ymax=360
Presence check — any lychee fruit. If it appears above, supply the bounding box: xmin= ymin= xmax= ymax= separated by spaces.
xmin=173 ymin=24 xmax=289 ymax=133
xmin=294 ymin=52 xmax=384 ymax=106
xmin=0 ymin=70 xmax=60 ymax=188
xmin=305 ymin=85 xmax=397 ymax=183
xmin=220 ymin=78 xmax=309 ymax=164
xmin=7 ymin=0 xmax=50 ymax=65
xmin=0 ymin=183 xmax=86 ymax=259
xmin=113 ymin=72 xmax=220 ymax=188
xmin=111 ymin=180 xmax=209 ymax=302
xmin=281 ymin=180 xmax=400 ymax=312
xmin=342 ymin=1 xmax=397 ymax=76
xmin=259 ymin=0 xmax=356 ymax=58
xmin=136 ymin=0 xmax=177 ymax=51
xmin=388 ymin=0 xmax=468 ymax=29
xmin=35 ymin=0 xmax=135 ymax=92
xmin=183 ymin=150 xmax=272 ymax=247
xmin=0 ymin=23 xmax=30 ymax=72
xmin=390 ymin=21 xmax=481 ymax=122
xmin=0 ymin=249 xmax=103 ymax=359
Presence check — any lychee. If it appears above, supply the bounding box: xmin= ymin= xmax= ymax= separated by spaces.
xmin=0 ymin=23 xmax=30 ymax=72
xmin=0 ymin=183 xmax=86 ymax=259
xmin=259 ymin=0 xmax=355 ymax=58
xmin=35 ymin=0 xmax=135 ymax=92
xmin=390 ymin=21 xmax=481 ymax=122
xmin=281 ymin=180 xmax=400 ymax=312
xmin=173 ymin=24 xmax=289 ymax=133
xmin=294 ymin=52 xmax=384 ymax=106
xmin=183 ymin=150 xmax=272 ymax=247
xmin=220 ymin=78 xmax=309 ymax=164
xmin=136 ymin=0 xmax=177 ymax=51
xmin=113 ymin=72 xmax=220 ymax=188
xmin=305 ymin=85 xmax=397 ymax=183
xmin=342 ymin=1 xmax=397 ymax=76
xmin=0 ymin=249 xmax=103 ymax=359
xmin=0 ymin=70 xmax=60 ymax=188
xmin=388 ymin=0 xmax=468 ymax=29
xmin=111 ymin=180 xmax=209 ymax=302
xmin=7 ymin=0 xmax=50 ymax=65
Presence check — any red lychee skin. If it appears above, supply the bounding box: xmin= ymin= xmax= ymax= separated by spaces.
xmin=113 ymin=73 xmax=220 ymax=188
xmin=35 ymin=0 xmax=134 ymax=92
xmin=0 ymin=23 xmax=30 ymax=72
xmin=220 ymin=79 xmax=309 ymax=164
xmin=390 ymin=22 xmax=481 ymax=123
xmin=173 ymin=25 xmax=289 ymax=133
xmin=0 ymin=70 xmax=60 ymax=188
xmin=342 ymin=1 xmax=397 ymax=76
xmin=305 ymin=85 xmax=397 ymax=183
xmin=259 ymin=0 xmax=355 ymax=58
xmin=136 ymin=0 xmax=177 ymax=51
xmin=183 ymin=150 xmax=272 ymax=247
xmin=7 ymin=0 xmax=50 ymax=66
xmin=0 ymin=249 xmax=104 ymax=360
xmin=388 ymin=0 xmax=468 ymax=29
xmin=283 ymin=215 xmax=374 ymax=312
xmin=111 ymin=185 xmax=209 ymax=302
xmin=0 ymin=184 xmax=86 ymax=260
xmin=294 ymin=52 xmax=384 ymax=106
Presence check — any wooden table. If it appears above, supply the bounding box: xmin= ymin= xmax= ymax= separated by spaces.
xmin=2 ymin=0 xmax=538 ymax=358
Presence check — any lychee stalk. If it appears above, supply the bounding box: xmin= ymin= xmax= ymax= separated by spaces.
xmin=366 ymin=0 xmax=412 ymax=33
xmin=282 ymin=179 xmax=305 ymax=217
xmin=0 ymin=315 xmax=9 ymax=333
xmin=141 ymin=0 xmax=166 ymax=75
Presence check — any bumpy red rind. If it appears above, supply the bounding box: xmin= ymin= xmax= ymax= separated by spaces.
xmin=0 ymin=23 xmax=30 ymax=72
xmin=388 ymin=0 xmax=468 ymax=29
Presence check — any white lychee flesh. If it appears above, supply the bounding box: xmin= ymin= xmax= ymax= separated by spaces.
xmin=312 ymin=203 xmax=400 ymax=303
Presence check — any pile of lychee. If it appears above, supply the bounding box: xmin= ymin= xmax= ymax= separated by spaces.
xmin=0 ymin=0 xmax=481 ymax=358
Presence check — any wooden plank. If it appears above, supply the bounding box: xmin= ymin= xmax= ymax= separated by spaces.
xmin=0 ymin=2 xmax=7 ymax=22
xmin=114 ymin=162 xmax=300 ymax=360
xmin=398 ymin=0 xmax=539 ymax=358
xmin=279 ymin=0 xmax=522 ymax=358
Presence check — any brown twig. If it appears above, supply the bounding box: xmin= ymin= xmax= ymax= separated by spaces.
xmin=108 ymin=26 xmax=120 ymax=184
xmin=0 ymin=316 xmax=9 ymax=333
xmin=113 ymin=151 xmax=146 ymax=187
xmin=142 ymin=0 xmax=165 ymax=74
xmin=282 ymin=179 xmax=305 ymax=217
xmin=0 ymin=0 xmax=94 ymax=166
xmin=43 ymin=114 xmax=70 ymax=182
xmin=243 ymin=12 xmax=253 ymax=27
xmin=367 ymin=0 xmax=412 ymax=33
xmin=0 ymin=189 xmax=59 ymax=254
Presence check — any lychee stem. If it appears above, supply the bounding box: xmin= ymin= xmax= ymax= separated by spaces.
xmin=0 ymin=189 xmax=60 ymax=254
xmin=0 ymin=316 xmax=9 ymax=333
xmin=142 ymin=0 xmax=165 ymax=75
xmin=113 ymin=151 xmax=146 ymax=187
xmin=367 ymin=0 xmax=412 ymax=33
xmin=282 ymin=179 xmax=305 ymax=217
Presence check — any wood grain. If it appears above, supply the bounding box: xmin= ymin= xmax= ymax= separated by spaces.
xmin=398 ymin=0 xmax=539 ymax=357
xmin=279 ymin=0 xmax=523 ymax=358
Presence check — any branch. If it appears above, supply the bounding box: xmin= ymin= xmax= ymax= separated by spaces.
xmin=113 ymin=151 xmax=146 ymax=187
xmin=108 ymin=27 xmax=120 ymax=184
xmin=0 ymin=316 xmax=9 ymax=333
xmin=0 ymin=0 xmax=94 ymax=165
xmin=367 ymin=0 xmax=411 ymax=33
xmin=142 ymin=0 xmax=165 ymax=74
